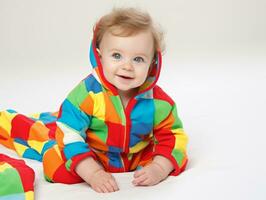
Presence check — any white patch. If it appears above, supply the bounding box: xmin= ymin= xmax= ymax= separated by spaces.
xmin=56 ymin=122 xmax=85 ymax=145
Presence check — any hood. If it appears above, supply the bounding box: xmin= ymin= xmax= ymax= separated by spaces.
xmin=88 ymin=27 xmax=162 ymax=96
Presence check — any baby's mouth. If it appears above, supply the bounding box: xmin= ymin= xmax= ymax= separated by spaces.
xmin=117 ymin=75 xmax=133 ymax=79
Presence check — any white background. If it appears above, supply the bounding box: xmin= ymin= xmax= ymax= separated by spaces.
xmin=0 ymin=0 xmax=266 ymax=199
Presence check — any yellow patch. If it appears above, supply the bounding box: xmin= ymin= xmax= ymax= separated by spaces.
xmin=14 ymin=142 xmax=28 ymax=157
xmin=27 ymin=140 xmax=45 ymax=154
xmin=0 ymin=111 xmax=16 ymax=135
xmin=173 ymin=128 xmax=188 ymax=152
xmin=25 ymin=191 xmax=34 ymax=200
xmin=0 ymin=163 xmax=12 ymax=172
xmin=90 ymin=92 xmax=106 ymax=120
xmin=129 ymin=141 xmax=149 ymax=153
xmin=54 ymin=144 xmax=62 ymax=160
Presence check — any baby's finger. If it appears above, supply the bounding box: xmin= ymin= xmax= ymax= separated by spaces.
xmin=104 ymin=181 xmax=115 ymax=192
xmin=136 ymin=178 xmax=151 ymax=186
xmin=109 ymin=178 xmax=119 ymax=191
xmin=100 ymin=184 xmax=109 ymax=193
xmin=94 ymin=186 xmax=103 ymax=193
xmin=132 ymin=174 xmax=148 ymax=186
xmin=133 ymin=169 xmax=146 ymax=178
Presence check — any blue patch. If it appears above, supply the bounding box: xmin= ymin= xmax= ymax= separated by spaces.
xmin=130 ymin=99 xmax=154 ymax=125
xmin=84 ymin=74 xmax=102 ymax=93
xmin=108 ymin=145 xmax=122 ymax=153
xmin=39 ymin=112 xmax=57 ymax=124
xmin=129 ymin=100 xmax=154 ymax=147
xmin=136 ymin=166 xmax=143 ymax=170
xmin=129 ymin=134 xmax=142 ymax=147
xmin=14 ymin=138 xmax=29 ymax=147
xmin=135 ymin=90 xmax=153 ymax=99
xmin=131 ymin=122 xmax=152 ymax=135
xmin=0 ymin=193 xmax=26 ymax=200
xmin=129 ymin=134 xmax=146 ymax=147
xmin=63 ymin=142 xmax=90 ymax=160
xmin=41 ymin=140 xmax=56 ymax=156
xmin=58 ymin=99 xmax=91 ymax=133
xmin=89 ymin=43 xmax=97 ymax=68
xmin=107 ymin=152 xmax=123 ymax=168
xmin=23 ymin=148 xmax=42 ymax=161
xmin=6 ymin=109 xmax=17 ymax=114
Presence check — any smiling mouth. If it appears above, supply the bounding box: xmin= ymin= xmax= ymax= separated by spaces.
xmin=117 ymin=75 xmax=133 ymax=79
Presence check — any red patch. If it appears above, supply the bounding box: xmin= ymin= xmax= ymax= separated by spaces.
xmin=108 ymin=165 xmax=124 ymax=173
xmin=10 ymin=114 xmax=35 ymax=140
xmin=0 ymin=154 xmax=35 ymax=191
xmin=53 ymin=164 xmax=83 ymax=184
xmin=45 ymin=122 xmax=57 ymax=139
xmin=106 ymin=121 xmax=125 ymax=149
xmin=153 ymin=86 xmax=175 ymax=105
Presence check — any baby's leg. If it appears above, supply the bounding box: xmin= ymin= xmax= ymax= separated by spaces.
xmin=42 ymin=144 xmax=83 ymax=184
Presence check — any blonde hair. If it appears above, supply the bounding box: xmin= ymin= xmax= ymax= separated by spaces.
xmin=94 ymin=8 xmax=165 ymax=55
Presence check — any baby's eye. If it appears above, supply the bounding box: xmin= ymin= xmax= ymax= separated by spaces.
xmin=112 ymin=53 xmax=122 ymax=60
xmin=134 ymin=56 xmax=145 ymax=63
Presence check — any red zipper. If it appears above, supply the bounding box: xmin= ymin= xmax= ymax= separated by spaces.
xmin=122 ymin=98 xmax=137 ymax=154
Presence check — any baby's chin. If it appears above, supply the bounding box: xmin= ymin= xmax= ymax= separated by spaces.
xmin=115 ymin=85 xmax=140 ymax=94
xmin=116 ymin=86 xmax=137 ymax=92
xmin=111 ymin=81 xmax=137 ymax=90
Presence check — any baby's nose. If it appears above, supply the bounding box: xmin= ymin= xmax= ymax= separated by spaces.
xmin=122 ymin=61 xmax=134 ymax=70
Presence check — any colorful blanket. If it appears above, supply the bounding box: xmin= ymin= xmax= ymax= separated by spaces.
xmin=0 ymin=154 xmax=34 ymax=200
xmin=0 ymin=110 xmax=57 ymax=200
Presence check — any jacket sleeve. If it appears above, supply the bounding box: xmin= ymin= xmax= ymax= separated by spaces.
xmin=153 ymin=102 xmax=188 ymax=176
xmin=55 ymin=80 xmax=96 ymax=174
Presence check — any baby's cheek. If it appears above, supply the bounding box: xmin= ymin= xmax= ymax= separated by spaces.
xmin=139 ymin=73 xmax=149 ymax=85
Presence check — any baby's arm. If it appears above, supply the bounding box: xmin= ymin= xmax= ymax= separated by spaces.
xmin=43 ymin=79 xmax=119 ymax=192
xmin=132 ymin=155 xmax=174 ymax=186
xmin=133 ymin=88 xmax=188 ymax=186
xmin=75 ymin=157 xmax=119 ymax=193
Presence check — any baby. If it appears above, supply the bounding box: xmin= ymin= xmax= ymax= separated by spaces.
xmin=0 ymin=7 xmax=188 ymax=193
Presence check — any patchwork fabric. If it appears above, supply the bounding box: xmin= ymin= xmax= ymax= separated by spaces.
xmin=0 ymin=154 xmax=34 ymax=200
xmin=0 ymin=110 xmax=57 ymax=161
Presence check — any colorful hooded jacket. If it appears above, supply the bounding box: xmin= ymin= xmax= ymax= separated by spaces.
xmin=53 ymin=28 xmax=189 ymax=176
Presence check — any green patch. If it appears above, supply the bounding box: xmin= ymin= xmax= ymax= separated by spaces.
xmin=65 ymin=159 xmax=72 ymax=171
xmin=171 ymin=104 xmax=183 ymax=129
xmin=172 ymin=149 xmax=185 ymax=166
xmin=90 ymin=118 xmax=108 ymax=142
xmin=67 ymin=81 xmax=89 ymax=108
xmin=44 ymin=174 xmax=53 ymax=183
xmin=0 ymin=168 xmax=24 ymax=196
xmin=153 ymin=99 xmax=171 ymax=126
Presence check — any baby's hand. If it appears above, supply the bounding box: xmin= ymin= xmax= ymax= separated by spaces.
xmin=88 ymin=169 xmax=119 ymax=193
xmin=75 ymin=157 xmax=119 ymax=193
xmin=132 ymin=162 xmax=167 ymax=186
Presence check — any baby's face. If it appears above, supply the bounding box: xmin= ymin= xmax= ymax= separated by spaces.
xmin=98 ymin=30 xmax=154 ymax=93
